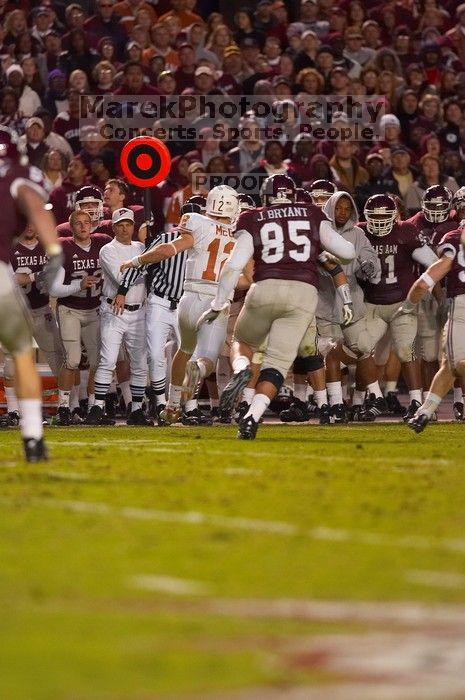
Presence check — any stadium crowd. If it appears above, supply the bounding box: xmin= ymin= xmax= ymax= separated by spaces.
xmin=1 ymin=0 xmax=465 ymax=448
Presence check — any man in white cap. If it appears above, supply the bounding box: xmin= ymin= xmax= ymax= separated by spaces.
xmin=86 ymin=208 xmax=150 ymax=425
xmin=5 ymin=64 xmax=41 ymax=117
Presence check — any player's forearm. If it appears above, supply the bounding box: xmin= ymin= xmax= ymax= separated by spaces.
xmin=406 ymin=279 xmax=430 ymax=305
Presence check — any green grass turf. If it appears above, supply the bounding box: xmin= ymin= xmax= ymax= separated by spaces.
xmin=1 ymin=423 xmax=465 ymax=699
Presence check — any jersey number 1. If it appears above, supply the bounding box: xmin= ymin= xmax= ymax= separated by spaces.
xmin=201 ymin=239 xmax=235 ymax=282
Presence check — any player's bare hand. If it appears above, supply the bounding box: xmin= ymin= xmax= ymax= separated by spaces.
xmin=120 ymin=260 xmax=133 ymax=272
xmin=15 ymin=272 xmax=32 ymax=286
xmin=80 ymin=275 xmax=98 ymax=290
xmin=111 ymin=294 xmax=125 ymax=315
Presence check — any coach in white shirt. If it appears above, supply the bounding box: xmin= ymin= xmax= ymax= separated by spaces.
xmin=86 ymin=207 xmax=151 ymax=426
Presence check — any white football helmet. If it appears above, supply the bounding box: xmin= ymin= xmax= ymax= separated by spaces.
xmin=206 ymin=185 xmax=239 ymax=223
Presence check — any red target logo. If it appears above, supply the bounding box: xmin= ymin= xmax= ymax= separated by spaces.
xmin=120 ymin=136 xmax=171 ymax=188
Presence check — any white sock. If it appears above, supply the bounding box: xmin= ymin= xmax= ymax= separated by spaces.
xmin=453 ymin=386 xmax=463 ymax=403
xmin=58 ymin=389 xmax=70 ymax=408
xmin=293 ymin=382 xmax=307 ymax=402
xmin=385 ymin=381 xmax=397 ymax=393
xmin=244 ymin=393 xmax=270 ymax=422
xmin=131 ymin=400 xmax=143 ymax=412
xmin=78 ymin=370 xmax=88 ymax=400
xmin=88 ymin=393 xmax=95 ymax=407
xmin=314 ymin=389 xmax=328 ymax=408
xmin=168 ymin=384 xmax=183 ymax=408
xmin=352 ymin=389 xmax=366 ymax=406
xmin=119 ymin=380 xmax=132 ymax=406
xmin=409 ymin=389 xmax=423 ymax=403
xmin=95 ymin=398 xmax=105 ymax=409
xmin=19 ymin=398 xmax=43 ymax=440
xmin=367 ymin=381 xmax=383 ymax=399
xmin=232 ymin=355 xmax=250 ymax=373
xmin=70 ymin=385 xmax=80 ymax=411
xmin=185 ymin=398 xmax=198 ymax=412
xmin=109 ymin=377 xmax=117 ymax=393
xmin=327 ymin=381 xmax=343 ymax=406
xmin=420 ymin=391 xmax=442 ymax=418
xmin=5 ymin=386 xmax=19 ymax=413
xmin=242 ymin=387 xmax=255 ymax=404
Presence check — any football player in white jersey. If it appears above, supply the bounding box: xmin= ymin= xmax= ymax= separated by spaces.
xmin=120 ymin=185 xmax=240 ymax=424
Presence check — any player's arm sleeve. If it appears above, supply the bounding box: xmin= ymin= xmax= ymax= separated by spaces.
xmin=211 ymin=232 xmax=254 ymax=310
xmin=319 ymin=221 xmax=356 ymax=263
xmin=411 ymin=244 xmax=438 ymax=267
xmin=48 ymin=266 xmax=81 ymax=297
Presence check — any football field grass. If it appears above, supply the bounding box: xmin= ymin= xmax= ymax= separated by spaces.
xmin=1 ymin=422 xmax=465 ymax=699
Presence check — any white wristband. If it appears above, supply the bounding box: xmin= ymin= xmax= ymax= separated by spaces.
xmin=131 ymin=255 xmax=142 ymax=268
xmin=419 ymin=271 xmax=435 ymax=290
xmin=337 ymin=282 xmax=352 ymax=305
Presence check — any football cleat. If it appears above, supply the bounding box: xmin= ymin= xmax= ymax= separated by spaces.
xmin=127 ymin=408 xmax=154 ymax=426
xmin=318 ymin=403 xmax=331 ymax=425
xmin=158 ymin=406 xmax=181 ymax=425
xmin=220 ymin=368 xmax=252 ymax=413
xmin=237 ymin=415 xmax=258 ymax=440
xmin=453 ymin=402 xmax=464 ymax=421
xmin=105 ymin=393 xmax=118 ymax=419
xmin=23 ymin=437 xmax=48 ymax=463
xmin=330 ymin=403 xmax=348 ymax=424
xmin=385 ymin=391 xmax=406 ymax=416
xmin=183 ymin=360 xmax=202 ymax=399
xmin=85 ymin=405 xmax=115 ymax=426
xmin=403 ymin=399 xmax=422 ymax=422
xmin=360 ymin=394 xmax=387 ymax=422
xmin=181 ymin=407 xmax=204 ymax=426
xmin=234 ymin=401 xmax=250 ymax=424
xmin=217 ymin=408 xmax=232 ymax=424
xmin=279 ymin=398 xmax=310 ymax=423
xmin=407 ymin=413 xmax=430 ymax=434
xmin=347 ymin=404 xmax=364 ymax=422
xmin=55 ymin=406 xmax=71 ymax=426
xmin=8 ymin=411 xmax=20 ymax=426
xmin=71 ymin=407 xmax=85 ymax=424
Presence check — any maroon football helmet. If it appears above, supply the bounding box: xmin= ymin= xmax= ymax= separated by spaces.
xmin=364 ymin=193 xmax=397 ymax=236
xmin=260 ymin=174 xmax=296 ymax=206
xmin=308 ymin=179 xmax=336 ymax=208
xmin=452 ymin=186 xmax=465 ymax=215
xmin=237 ymin=193 xmax=255 ymax=211
xmin=294 ymin=187 xmax=313 ymax=204
xmin=0 ymin=126 xmax=19 ymax=160
xmin=75 ymin=185 xmax=104 ymax=225
xmin=187 ymin=194 xmax=206 ymax=213
xmin=421 ymin=185 xmax=452 ymax=223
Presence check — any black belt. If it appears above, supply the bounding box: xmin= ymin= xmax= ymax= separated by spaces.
xmin=152 ymin=290 xmax=178 ymax=310
xmin=107 ymin=298 xmax=142 ymax=312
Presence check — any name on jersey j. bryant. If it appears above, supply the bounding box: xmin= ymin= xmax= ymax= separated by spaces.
xmin=373 ymin=244 xmax=398 ymax=255
xmin=73 ymin=258 xmax=98 ymax=271
xmin=256 ymin=206 xmax=310 ymax=221
xmin=15 ymin=255 xmax=48 ymax=267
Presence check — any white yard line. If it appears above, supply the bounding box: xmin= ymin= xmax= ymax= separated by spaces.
xmin=405 ymin=569 xmax=465 ymax=589
xmin=7 ymin=497 xmax=465 ymax=556
xmin=127 ymin=574 xmax=211 ymax=596
xmin=42 ymin=471 xmax=91 ymax=481
xmin=224 ymin=468 xmax=264 ymax=476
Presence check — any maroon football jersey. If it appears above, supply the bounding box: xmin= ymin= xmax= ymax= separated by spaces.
xmin=236 ymin=204 xmax=324 ymax=287
xmin=0 ymin=160 xmax=48 ymax=264
xmin=437 ymin=230 xmax=465 ymax=298
xmin=10 ymin=241 xmax=49 ymax=309
xmin=363 ymin=221 xmax=424 ymax=304
xmin=58 ymin=233 xmax=111 ymax=309
xmin=406 ymin=211 xmax=457 ymax=248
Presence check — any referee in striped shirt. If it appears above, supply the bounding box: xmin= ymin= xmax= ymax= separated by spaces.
xmin=117 ymin=200 xmax=202 ymax=416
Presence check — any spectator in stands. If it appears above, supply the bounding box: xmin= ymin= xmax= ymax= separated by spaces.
xmin=438 ymin=98 xmax=464 ymax=152
xmin=53 ymin=89 xmax=80 ymax=155
xmin=83 ymin=0 xmax=127 ymax=60
xmin=248 ymin=141 xmax=299 ymax=203
xmin=354 ymin=152 xmax=386 ymax=213
xmin=293 ymin=30 xmax=319 ymax=73
xmin=226 ymin=116 xmax=264 ymax=173
xmin=60 ymin=29 xmax=99 ymax=78
xmin=165 ymin=160 xmax=208 ymax=226
xmin=329 ymin=140 xmax=368 ymax=194
xmin=144 ymin=23 xmax=179 ymax=71
xmin=92 ymin=61 xmax=117 ymax=94
xmin=443 ymin=150 xmax=465 ymax=187
xmin=173 ymin=43 xmax=197 ymax=91
xmin=299 ymin=0 xmax=329 ymax=37
xmin=6 ymin=64 xmax=41 ymax=117
xmin=4 ymin=9 xmax=27 ymax=46
xmin=444 ymin=3 xmax=465 ymax=67
xmin=343 ymin=26 xmax=375 ymax=67
xmin=206 ymin=23 xmax=234 ymax=63
xmin=0 ymin=87 xmax=24 ymax=135
xmin=405 ymin=152 xmax=459 ymax=214
xmin=20 ymin=56 xmax=46 ymax=100
xmin=90 ymin=149 xmax=118 ymax=188
xmin=381 ymin=145 xmax=416 ymax=203
xmin=69 ymin=69 xmax=90 ymax=94
xmin=287 ymin=133 xmax=315 ymax=182
xmin=40 ymin=148 xmax=67 ymax=192
xmin=113 ymin=60 xmax=160 ymax=95
xmin=158 ymin=0 xmax=203 ymax=31
xmin=22 ymin=116 xmax=49 ymax=168
xmin=31 ymin=107 xmax=74 ymax=161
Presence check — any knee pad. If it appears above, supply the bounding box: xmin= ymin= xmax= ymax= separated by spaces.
xmin=258 ymin=367 xmax=284 ymax=392
xmin=293 ymin=354 xmax=324 ymax=374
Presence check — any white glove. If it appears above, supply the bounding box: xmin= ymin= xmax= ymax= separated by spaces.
xmin=195 ymin=302 xmax=229 ymax=331
xmin=341 ymin=302 xmax=354 ymax=327
xmin=359 ymin=258 xmax=376 ymax=280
